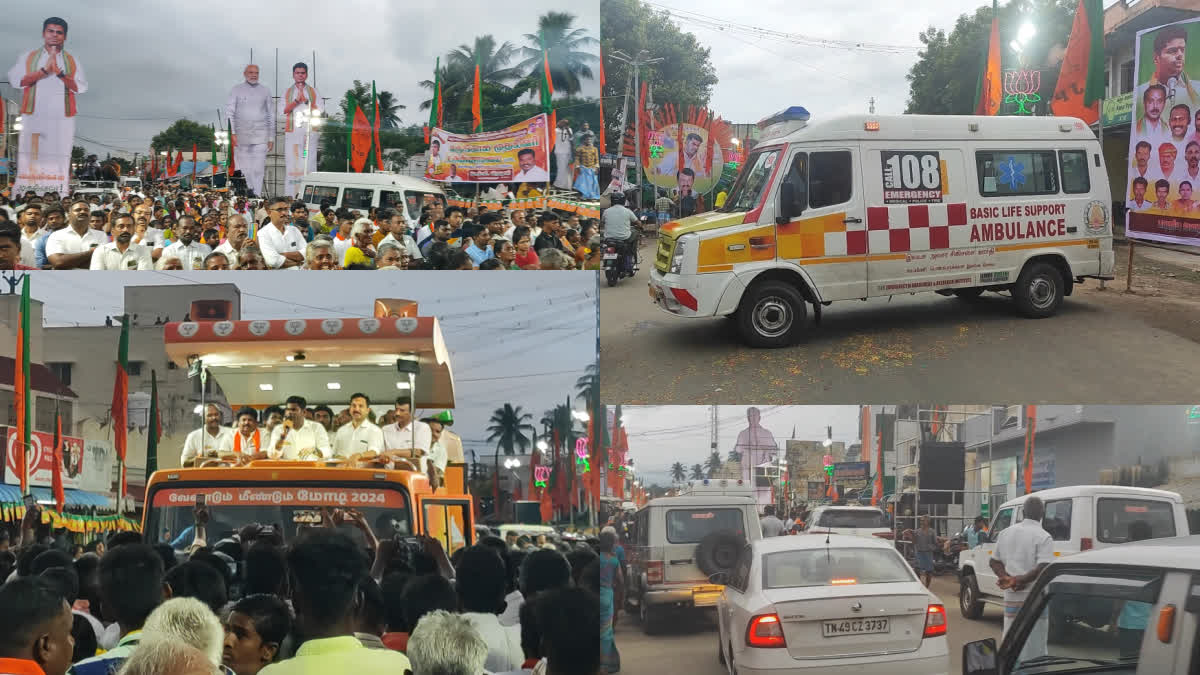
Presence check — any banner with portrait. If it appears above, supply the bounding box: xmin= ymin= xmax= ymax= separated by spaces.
xmin=424 ymin=114 xmax=552 ymax=184
xmin=1126 ymin=17 xmax=1200 ymax=246
xmin=644 ymin=122 xmax=725 ymax=196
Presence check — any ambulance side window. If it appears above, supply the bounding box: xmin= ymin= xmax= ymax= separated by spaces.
xmin=1059 ymin=150 xmax=1091 ymax=194
xmin=809 ymin=151 xmax=853 ymax=208
xmin=780 ymin=153 xmax=809 ymax=214
xmin=975 ymin=150 xmax=1059 ymax=197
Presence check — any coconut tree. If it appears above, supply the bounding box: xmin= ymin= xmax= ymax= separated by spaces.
xmin=574 ymin=362 xmax=598 ymax=406
xmin=705 ymin=451 xmax=724 ymax=478
xmin=727 ymin=450 xmax=742 ymax=464
xmin=340 ymin=80 xmax=405 ymax=129
xmin=514 ymin=11 xmax=599 ymax=98
xmin=689 ymin=463 xmax=704 ymax=481
xmin=486 ymin=403 xmax=535 ymax=479
xmin=670 ymin=462 xmax=686 ymax=484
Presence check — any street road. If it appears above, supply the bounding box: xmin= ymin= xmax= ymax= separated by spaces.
xmin=600 ymin=240 xmax=1200 ymax=404
xmin=618 ymin=575 xmax=1000 ymax=675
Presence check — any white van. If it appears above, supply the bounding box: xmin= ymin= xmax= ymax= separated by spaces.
xmin=627 ymin=479 xmax=762 ymax=634
xmin=298 ymin=172 xmax=447 ymax=231
xmin=958 ymin=485 xmax=1189 ymax=630
xmin=803 ymin=505 xmax=893 ymax=539
xmin=649 ymin=108 xmax=1116 ymax=347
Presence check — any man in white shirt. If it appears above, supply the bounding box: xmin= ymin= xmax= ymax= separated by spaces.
xmin=512 ymin=148 xmax=549 ymax=183
xmin=45 ymin=198 xmax=105 ymax=268
xmin=131 ymin=202 xmax=164 ymax=257
xmin=759 ymin=505 xmax=788 ymax=537
xmin=180 ymin=403 xmax=234 ymax=466
xmin=332 ymin=393 xmax=385 ymax=458
xmin=421 ymin=413 xmax=450 ymax=488
xmin=383 ymin=397 xmax=432 ymax=471
xmin=161 ymin=215 xmax=212 ymax=270
xmin=990 ymin=496 xmax=1054 ymax=640
xmin=16 ymin=203 xmax=44 ymax=267
xmin=378 ymin=207 xmax=423 ymax=262
xmin=221 ymin=407 xmax=268 ymax=458
xmin=256 ymin=196 xmax=306 ymax=269
xmin=213 ymin=214 xmax=250 ymax=269
xmin=268 ymin=395 xmax=332 ymax=460
xmin=456 ymin=547 xmax=524 ymax=673
xmin=90 ymin=212 xmax=153 ymax=270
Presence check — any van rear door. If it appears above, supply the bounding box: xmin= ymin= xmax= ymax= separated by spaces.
xmin=663 ymin=506 xmax=748 ymax=585
xmin=1092 ymin=494 xmax=1183 ymax=547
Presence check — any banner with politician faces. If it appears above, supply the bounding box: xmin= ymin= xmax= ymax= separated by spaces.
xmin=1126 ymin=17 xmax=1200 ymax=246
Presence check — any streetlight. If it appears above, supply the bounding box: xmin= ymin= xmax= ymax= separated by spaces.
xmin=822 ymin=425 xmax=833 ymax=448
xmin=536 ymin=440 xmax=548 ymax=452
xmin=504 ymin=457 xmax=521 ymax=470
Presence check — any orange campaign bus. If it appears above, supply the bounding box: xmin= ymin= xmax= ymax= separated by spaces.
xmin=141 ymin=299 xmax=474 ymax=556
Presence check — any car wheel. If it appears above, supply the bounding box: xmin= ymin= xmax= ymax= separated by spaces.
xmin=1012 ymin=261 xmax=1064 ymax=318
xmin=640 ymin=600 xmax=661 ymax=635
xmin=736 ymin=281 xmax=808 ymax=348
xmin=960 ymin=575 xmax=984 ymax=619
xmin=953 ymin=287 xmax=985 ymax=300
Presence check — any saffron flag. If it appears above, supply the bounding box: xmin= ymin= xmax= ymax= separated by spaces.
xmin=372 ymin=81 xmax=384 ymax=171
xmin=227 ymin=120 xmax=236 ymax=175
xmin=472 ymin=57 xmax=483 ymax=133
xmin=145 ymin=370 xmax=160 ymax=479
xmin=974 ymin=0 xmax=1003 ymax=115
xmin=347 ymin=93 xmax=371 ymax=173
xmin=14 ymin=275 xmax=30 ymax=495
xmin=52 ymin=401 xmax=64 ymax=513
xmin=1023 ymin=405 xmax=1038 ymax=494
xmin=209 ymin=129 xmax=218 ymax=176
xmin=191 ymin=143 xmax=197 ymax=183
xmin=598 ymin=46 xmax=607 ymax=153
xmin=111 ymin=315 xmax=129 ymax=506
xmin=872 ymin=432 xmax=884 ymax=506
xmin=1051 ymin=0 xmax=1105 ymax=124
xmin=540 ymin=31 xmax=556 ymax=146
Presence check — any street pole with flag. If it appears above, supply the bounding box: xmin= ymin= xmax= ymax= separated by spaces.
xmin=111 ymin=315 xmax=129 ymax=513
xmin=226 ymin=119 xmax=235 ymax=176
xmin=52 ymin=400 xmax=64 ymax=514
xmin=14 ymin=274 xmax=30 ymax=495
xmin=145 ymin=370 xmax=160 ymax=479
xmin=598 ymin=46 xmax=607 ymax=154
xmin=974 ymin=0 xmax=1003 ymax=116
xmin=1023 ymin=405 xmax=1038 ymax=494
xmin=872 ymin=432 xmax=884 ymax=506
xmin=191 ymin=143 xmax=197 ymax=185
xmin=426 ymin=57 xmax=442 ymax=144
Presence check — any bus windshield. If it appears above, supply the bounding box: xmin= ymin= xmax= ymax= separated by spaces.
xmin=144 ymin=482 xmax=412 ymax=552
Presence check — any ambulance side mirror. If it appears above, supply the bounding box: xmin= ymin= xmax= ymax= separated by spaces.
xmin=777 ymin=181 xmax=799 ymax=224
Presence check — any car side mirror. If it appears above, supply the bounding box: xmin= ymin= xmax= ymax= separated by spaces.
xmin=710 ymin=571 xmax=729 ymax=585
xmin=777 ymin=182 xmax=797 ymax=224
xmin=962 ymin=638 xmax=999 ymax=675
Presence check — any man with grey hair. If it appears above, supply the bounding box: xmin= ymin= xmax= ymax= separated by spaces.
xmin=538 ymin=247 xmax=572 ymax=270
xmin=407 ymin=610 xmax=488 ymax=675
xmin=141 ymin=597 xmax=225 ymax=668
xmin=114 ymin=637 xmax=213 ymax=675
xmin=214 ymin=213 xmax=250 ymax=269
xmin=990 ymin=495 xmax=1053 ymax=641
xmin=305 ymin=237 xmax=337 ymax=270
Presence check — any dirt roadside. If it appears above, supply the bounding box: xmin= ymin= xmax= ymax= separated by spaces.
xmin=1076 ymin=241 xmax=1200 ymax=343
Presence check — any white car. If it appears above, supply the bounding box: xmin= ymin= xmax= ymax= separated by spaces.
xmin=804 ymin=505 xmax=894 ymax=540
xmin=716 ymin=534 xmax=949 ymax=675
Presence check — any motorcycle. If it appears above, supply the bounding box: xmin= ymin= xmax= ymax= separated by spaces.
xmin=602 ymin=237 xmax=637 ymax=286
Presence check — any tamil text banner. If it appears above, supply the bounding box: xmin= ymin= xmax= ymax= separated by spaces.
xmin=425 ymin=114 xmax=551 ymax=184
xmin=3 ymin=426 xmax=85 ymax=490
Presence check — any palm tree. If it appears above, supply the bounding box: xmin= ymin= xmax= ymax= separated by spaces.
xmin=514 ymin=12 xmax=599 ymax=98
xmin=689 ymin=464 xmax=705 ymax=480
xmin=705 ymin=451 xmax=724 ymax=478
xmin=670 ymin=462 xmax=686 ymax=484
xmin=727 ymin=450 xmax=742 ymax=464
xmin=449 ymin=35 xmax=523 ymax=90
xmin=574 ymin=362 xmax=598 ymax=406
xmin=340 ymin=80 xmax=405 ymax=129
xmin=486 ymin=403 xmax=535 ymax=476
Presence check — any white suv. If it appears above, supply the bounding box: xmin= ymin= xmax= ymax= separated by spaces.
xmin=627 ymin=479 xmax=763 ymax=634
xmin=803 ymin=505 xmax=894 ymax=540
xmin=958 ymin=485 xmax=1189 ymax=633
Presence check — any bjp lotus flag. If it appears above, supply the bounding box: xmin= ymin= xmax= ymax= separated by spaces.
xmin=347 ymin=93 xmax=371 ymax=173
xmin=1051 ymin=0 xmax=1104 ymax=124
xmin=974 ymin=0 xmax=1003 ymax=116
xmin=472 ymin=55 xmax=483 ymax=133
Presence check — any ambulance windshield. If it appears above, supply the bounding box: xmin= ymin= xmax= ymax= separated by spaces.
xmin=720 ymin=148 xmax=781 ymax=213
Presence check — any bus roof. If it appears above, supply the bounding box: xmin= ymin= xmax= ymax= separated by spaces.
xmin=301 ymin=172 xmax=446 ymax=192
xmin=758 ymin=114 xmax=1098 ymax=146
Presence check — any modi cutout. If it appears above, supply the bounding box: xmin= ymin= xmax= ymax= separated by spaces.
xmin=226 ymin=64 xmax=275 ymax=197
xmin=8 ymin=17 xmax=87 ymax=196
xmin=279 ymin=61 xmax=321 ymax=198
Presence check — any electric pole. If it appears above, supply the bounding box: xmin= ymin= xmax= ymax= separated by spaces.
xmin=609 ymin=50 xmax=663 ymax=209
xmin=869 ymin=97 xmax=876 ymax=114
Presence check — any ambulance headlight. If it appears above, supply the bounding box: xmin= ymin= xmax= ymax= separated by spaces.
xmin=670 ymin=234 xmax=694 ymax=275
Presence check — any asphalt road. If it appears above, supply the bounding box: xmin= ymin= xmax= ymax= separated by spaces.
xmin=617 ymin=575 xmax=1000 ymax=675
xmin=600 ymin=240 xmax=1200 ymax=404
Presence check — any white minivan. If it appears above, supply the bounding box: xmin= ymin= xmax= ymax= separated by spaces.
xmin=298 ymin=172 xmax=447 ymax=231
xmin=649 ymin=108 xmax=1116 ymax=347
xmin=958 ymin=485 xmax=1189 ymax=632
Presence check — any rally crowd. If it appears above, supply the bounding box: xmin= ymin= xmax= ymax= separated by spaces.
xmin=0 ymin=188 xmax=614 ymax=271
xmin=0 ymin=498 xmax=628 ymax=675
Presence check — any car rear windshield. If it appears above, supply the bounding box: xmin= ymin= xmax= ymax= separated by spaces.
xmin=665 ymin=508 xmax=745 ymax=544
xmin=764 ymin=548 xmax=915 ymax=588
xmin=816 ymin=509 xmax=888 ymax=529
xmin=1096 ymin=498 xmax=1176 ymax=543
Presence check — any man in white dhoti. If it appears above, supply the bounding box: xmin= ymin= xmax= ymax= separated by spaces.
xmin=225 ymin=65 xmax=275 ymax=197
xmin=279 ymin=62 xmax=321 ymax=199
xmin=8 ymin=17 xmax=87 ymax=196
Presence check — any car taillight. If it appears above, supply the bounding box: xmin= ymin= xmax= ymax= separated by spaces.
xmin=923 ymin=604 xmax=947 ymax=638
xmin=1080 ymin=537 xmax=1093 ymax=551
xmin=647 ymin=560 xmax=663 ymax=584
xmin=872 ymin=531 xmax=895 ymax=540
xmin=607 ymin=245 xmax=617 ymax=254
xmin=746 ymin=613 xmax=786 ymax=648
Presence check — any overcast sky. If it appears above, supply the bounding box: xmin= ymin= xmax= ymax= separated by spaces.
xmin=622 ymin=405 xmax=861 ymax=486
xmin=0 ymin=0 xmax=599 ymax=158
xmin=23 ymin=271 xmax=597 ymax=454
xmin=646 ymin=0 xmax=1123 ymax=122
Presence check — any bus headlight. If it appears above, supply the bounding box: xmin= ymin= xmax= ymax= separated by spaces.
xmin=670 ymin=234 xmax=694 ymax=275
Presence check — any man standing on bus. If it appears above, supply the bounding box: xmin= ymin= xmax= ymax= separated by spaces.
xmin=383 ymin=396 xmax=432 ymax=471
xmin=268 ymin=395 xmax=331 ymax=460
xmin=333 ymin=392 xmax=385 ymax=458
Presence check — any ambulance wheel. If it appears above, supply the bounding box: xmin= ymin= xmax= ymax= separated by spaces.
xmin=1013 ymin=262 xmax=1064 ymax=318
xmin=953 ymin=287 xmax=985 ymax=301
xmin=737 ymin=281 xmax=807 ymax=348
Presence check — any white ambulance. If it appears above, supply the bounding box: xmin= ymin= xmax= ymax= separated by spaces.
xmin=648 ymin=107 xmax=1116 ymax=347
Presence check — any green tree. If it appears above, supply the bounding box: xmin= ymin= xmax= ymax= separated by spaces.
xmin=317 ymin=81 xmax=407 ymax=171
xmin=670 ymin=461 xmax=686 ymax=483
xmin=689 ymin=463 xmax=704 ymax=480
xmin=71 ymin=145 xmax=86 ymax=163
xmin=486 ymin=403 xmax=536 ymax=477
xmin=705 ymin=451 xmax=723 ymax=478
xmin=574 ymin=362 xmax=599 ymax=406
xmin=727 ymin=450 xmax=742 ymax=464
xmin=905 ymin=0 xmax=1074 ymax=115
xmin=513 ymin=11 xmax=600 ymax=99
xmin=150 ymin=119 xmax=216 ymax=153
xmin=600 ymin=0 xmax=718 ymax=155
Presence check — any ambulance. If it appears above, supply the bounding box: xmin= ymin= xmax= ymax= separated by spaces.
xmin=648 ymin=107 xmax=1116 ymax=347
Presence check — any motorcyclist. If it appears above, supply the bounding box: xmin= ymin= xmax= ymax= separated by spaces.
xmin=601 ymin=192 xmax=639 ymax=274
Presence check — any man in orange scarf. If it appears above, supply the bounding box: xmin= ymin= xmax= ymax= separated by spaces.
xmin=224 ymin=407 xmax=269 ymax=460
xmin=7 ymin=17 xmax=88 ymax=196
